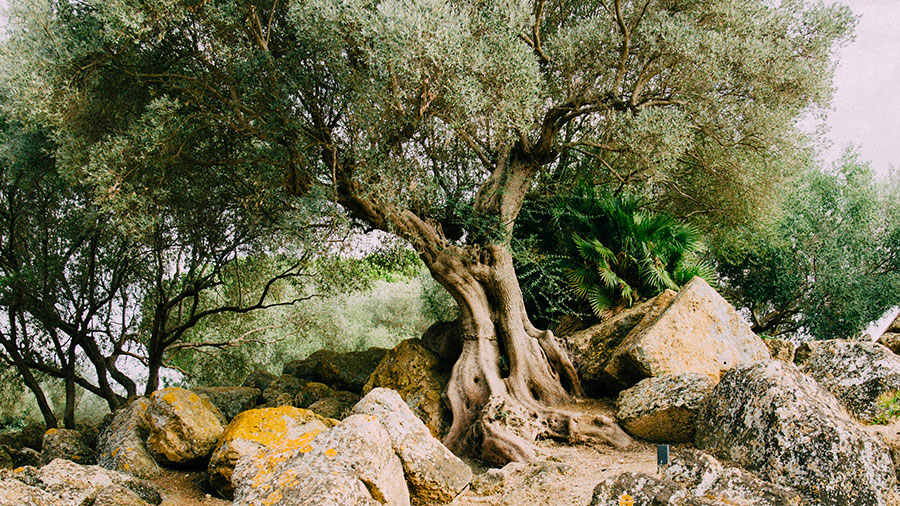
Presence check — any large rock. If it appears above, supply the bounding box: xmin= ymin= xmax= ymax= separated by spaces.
xmin=0 ymin=459 xmax=162 ymax=506
xmin=261 ymin=375 xmax=359 ymax=410
xmin=764 ymin=338 xmax=795 ymax=362
xmin=797 ymin=339 xmax=900 ymax=422
xmin=615 ymin=373 xmax=714 ymax=443
xmin=866 ymin=420 xmax=900 ymax=480
xmin=0 ymin=447 xmax=11 ymax=470
xmin=604 ymin=278 xmax=768 ymax=391
xmin=145 ymin=387 xmax=226 ymax=466
xmin=363 ymin=338 xmax=451 ymax=438
xmin=97 ymin=398 xmax=161 ymax=479
xmin=351 ymin=388 xmax=472 ymax=504
xmin=420 ymin=320 xmax=462 ymax=364
xmin=40 ymin=428 xmax=94 ymax=466
xmin=283 ymin=347 xmax=388 ymax=393
xmin=232 ymin=414 xmax=409 ymax=506
xmin=695 ymin=360 xmax=896 ymax=506
xmin=242 ymin=369 xmax=278 ymax=392
xmin=589 ymin=449 xmax=802 ymax=506
xmin=565 ymin=291 xmax=675 ymax=396
xmin=0 ymin=478 xmax=65 ymax=506
xmin=879 ymin=311 xmax=900 ymax=354
xmin=208 ymin=406 xmax=336 ymax=498
xmin=89 ymin=485 xmax=153 ymax=506
xmin=195 ymin=387 xmax=262 ymax=422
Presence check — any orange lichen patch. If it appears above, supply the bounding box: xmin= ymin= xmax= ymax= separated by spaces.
xmin=262 ymin=490 xmax=284 ymax=505
xmin=214 ymin=406 xmax=331 ymax=454
xmin=325 ymin=448 xmax=337 ymax=457
xmin=13 ymin=467 xmax=24 ymax=473
xmin=45 ymin=428 xmax=58 ymax=435
xmin=111 ymin=448 xmax=120 ymax=457
xmin=250 ymin=430 xmax=323 ymax=489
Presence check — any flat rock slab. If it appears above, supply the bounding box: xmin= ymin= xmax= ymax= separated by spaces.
xmin=696 ymin=360 xmax=896 ymax=506
xmin=604 ymin=277 xmax=768 ymax=391
xmin=616 ymin=373 xmax=713 ymax=443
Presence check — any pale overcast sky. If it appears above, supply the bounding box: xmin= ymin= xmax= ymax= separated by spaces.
xmin=820 ymin=0 xmax=900 ymax=179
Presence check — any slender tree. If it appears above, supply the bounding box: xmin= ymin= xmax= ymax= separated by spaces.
xmin=3 ymin=0 xmax=854 ymax=462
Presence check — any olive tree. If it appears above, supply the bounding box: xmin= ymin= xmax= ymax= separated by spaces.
xmin=3 ymin=0 xmax=853 ymax=462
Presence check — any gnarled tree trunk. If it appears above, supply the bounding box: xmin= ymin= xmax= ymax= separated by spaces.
xmin=425 ymin=243 xmax=630 ymax=464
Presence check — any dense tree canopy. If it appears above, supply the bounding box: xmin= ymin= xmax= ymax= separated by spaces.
xmin=715 ymin=151 xmax=900 ymax=341
xmin=1 ymin=0 xmax=854 ymax=462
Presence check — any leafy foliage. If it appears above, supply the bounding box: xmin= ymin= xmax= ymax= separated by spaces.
xmin=714 ymin=151 xmax=900 ymax=340
xmin=873 ymin=390 xmax=900 ymax=425
xmin=516 ymin=188 xmax=714 ymax=323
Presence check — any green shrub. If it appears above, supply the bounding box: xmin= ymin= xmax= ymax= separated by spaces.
xmin=873 ymin=390 xmax=900 ymax=425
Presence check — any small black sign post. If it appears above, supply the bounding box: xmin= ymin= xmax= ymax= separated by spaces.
xmin=657 ymin=444 xmax=670 ymax=474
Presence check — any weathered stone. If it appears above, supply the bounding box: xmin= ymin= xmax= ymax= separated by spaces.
xmin=878 ymin=333 xmax=900 ymax=355
xmin=792 ymin=340 xmax=826 ymax=365
xmin=3 ymin=459 xmax=163 ymax=506
xmin=195 ymin=387 xmax=262 ymax=422
xmin=9 ymin=448 xmax=39 ymax=468
xmin=469 ymin=462 xmax=527 ymax=495
xmin=0 ymin=448 xmax=11 ymax=470
xmin=261 ymin=374 xmax=306 ymax=406
xmin=208 ymin=406 xmax=336 ymax=499
xmin=242 ymin=369 xmax=278 ymax=392
xmin=590 ymin=449 xmax=802 ymax=506
xmin=615 ymin=373 xmax=714 ymax=443
xmin=565 ymin=291 xmax=676 ymax=396
xmin=866 ymin=420 xmax=900 ymax=479
xmin=40 ymin=428 xmax=94 ymax=466
xmin=306 ymin=396 xmax=355 ymax=420
xmin=0 ymin=424 xmax=46 ymax=453
xmin=232 ymin=414 xmax=409 ymax=506
xmin=764 ymin=338 xmax=795 ymax=362
xmin=797 ymin=339 xmax=900 ymax=422
xmin=351 ymin=388 xmax=472 ymax=504
xmin=283 ymin=347 xmax=388 ymax=393
xmin=89 ymin=485 xmax=152 ymax=506
xmin=421 ymin=320 xmax=462 ymax=364
xmin=261 ymin=375 xmax=360 ymax=414
xmin=363 ymin=338 xmax=451 ymax=438
xmin=97 ymin=398 xmax=161 ymax=479
xmin=604 ymin=278 xmax=768 ymax=391
xmin=0 ymin=478 xmax=65 ymax=506
xmin=695 ymin=360 xmax=896 ymax=506
xmin=145 ymin=387 xmax=226 ymax=466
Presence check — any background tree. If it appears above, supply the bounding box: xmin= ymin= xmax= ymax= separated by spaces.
xmin=3 ymin=0 xmax=854 ymax=462
xmin=714 ymin=151 xmax=900 ymax=340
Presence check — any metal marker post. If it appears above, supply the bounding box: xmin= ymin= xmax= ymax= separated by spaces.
xmin=657 ymin=444 xmax=669 ymax=475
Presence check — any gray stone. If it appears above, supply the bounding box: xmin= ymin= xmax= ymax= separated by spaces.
xmin=195 ymin=387 xmax=262 ymax=421
xmin=96 ymin=398 xmax=161 ymax=479
xmin=616 ymin=373 xmax=714 ymax=443
xmin=89 ymin=485 xmax=152 ymax=506
xmin=878 ymin=333 xmax=900 ymax=355
xmin=764 ymin=338 xmax=795 ymax=362
xmin=351 ymin=388 xmax=472 ymax=505
xmin=40 ymin=429 xmax=94 ymax=466
xmin=232 ymin=414 xmax=409 ymax=506
xmin=695 ymin=360 xmax=896 ymax=506
xmin=604 ymin=278 xmax=769 ymax=391
xmin=283 ymin=347 xmax=388 ymax=393
xmin=0 ymin=478 xmax=65 ymax=506
xmin=242 ymin=369 xmax=278 ymax=392
xmin=797 ymin=339 xmax=900 ymax=422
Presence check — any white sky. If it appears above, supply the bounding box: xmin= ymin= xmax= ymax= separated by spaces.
xmin=819 ymin=0 xmax=900 ymax=179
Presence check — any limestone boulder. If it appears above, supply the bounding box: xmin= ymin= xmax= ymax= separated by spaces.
xmin=283 ymin=347 xmax=388 ymax=393
xmin=604 ymin=278 xmax=768 ymax=391
xmin=565 ymin=291 xmax=675 ymax=395
xmin=195 ymin=387 xmax=262 ymax=421
xmin=0 ymin=459 xmax=162 ymax=506
xmin=363 ymin=338 xmax=451 ymax=438
xmin=242 ymin=369 xmax=278 ymax=392
xmin=797 ymin=339 xmax=900 ymax=422
xmin=208 ymin=406 xmax=336 ymax=498
xmin=306 ymin=395 xmax=357 ymax=419
xmin=866 ymin=420 xmax=900 ymax=480
xmin=261 ymin=374 xmax=359 ymax=411
xmin=89 ymin=485 xmax=152 ymax=506
xmin=695 ymin=360 xmax=896 ymax=506
xmin=145 ymin=387 xmax=226 ymax=466
xmin=879 ymin=332 xmax=900 ymax=355
xmin=0 ymin=424 xmax=45 ymax=453
xmin=615 ymin=373 xmax=714 ymax=443
xmin=351 ymin=388 xmax=472 ymax=504
xmin=589 ymin=449 xmax=802 ymax=506
xmin=232 ymin=414 xmax=409 ymax=506
xmin=40 ymin=428 xmax=94 ymax=466
xmin=0 ymin=447 xmax=11 ymax=470
xmin=421 ymin=320 xmax=462 ymax=364
xmin=97 ymin=398 xmax=160 ymax=479
xmin=0 ymin=478 xmax=65 ymax=506
xmin=764 ymin=338 xmax=795 ymax=362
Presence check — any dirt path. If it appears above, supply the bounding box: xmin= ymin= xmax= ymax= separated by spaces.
xmin=150 ymin=469 xmax=231 ymax=506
